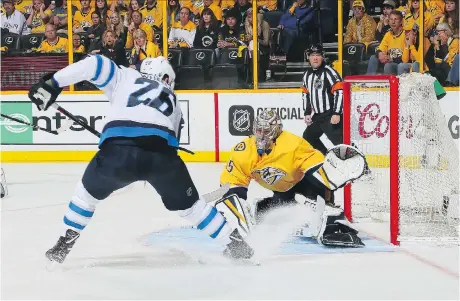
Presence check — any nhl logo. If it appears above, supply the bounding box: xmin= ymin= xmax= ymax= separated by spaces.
xmin=233 ymin=110 xmax=250 ymax=132
xmin=228 ymin=105 xmax=254 ymax=136
xmin=314 ymin=77 xmax=323 ymax=90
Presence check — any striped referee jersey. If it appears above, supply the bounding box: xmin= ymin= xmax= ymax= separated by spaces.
xmin=301 ymin=64 xmax=344 ymax=116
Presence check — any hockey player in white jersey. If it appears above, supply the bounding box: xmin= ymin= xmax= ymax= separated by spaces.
xmin=28 ymin=55 xmax=254 ymax=263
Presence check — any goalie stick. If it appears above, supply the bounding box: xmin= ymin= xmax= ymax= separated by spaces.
xmin=49 ymin=103 xmax=195 ymax=155
xmin=0 ymin=113 xmax=73 ymax=135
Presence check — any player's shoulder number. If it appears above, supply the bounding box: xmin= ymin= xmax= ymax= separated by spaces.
xmin=226 ymin=160 xmax=234 ymax=172
xmin=127 ymin=78 xmax=176 ymax=116
xmin=234 ymin=142 xmax=246 ymax=152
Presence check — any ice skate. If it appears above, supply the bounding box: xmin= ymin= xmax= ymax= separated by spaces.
xmin=45 ymin=229 xmax=80 ymax=264
xmin=223 ymin=229 xmax=254 ymax=260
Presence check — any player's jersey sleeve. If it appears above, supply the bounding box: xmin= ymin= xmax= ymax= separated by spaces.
xmin=295 ymin=139 xmax=325 ymax=173
xmin=52 ymin=55 xmax=120 ymax=96
xmin=220 ymin=140 xmax=254 ymax=188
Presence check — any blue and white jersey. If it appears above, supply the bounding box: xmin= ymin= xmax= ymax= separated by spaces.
xmin=52 ymin=55 xmax=181 ymax=147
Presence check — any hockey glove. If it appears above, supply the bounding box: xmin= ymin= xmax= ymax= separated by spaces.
xmin=28 ymin=72 xmax=63 ymax=111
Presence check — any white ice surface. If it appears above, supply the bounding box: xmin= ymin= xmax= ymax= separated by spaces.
xmin=1 ymin=163 xmax=459 ymax=300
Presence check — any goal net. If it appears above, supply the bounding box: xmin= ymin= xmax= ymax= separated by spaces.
xmin=343 ymin=73 xmax=459 ymax=245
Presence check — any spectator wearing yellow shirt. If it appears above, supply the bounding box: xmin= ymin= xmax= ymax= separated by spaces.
xmin=26 ymin=0 xmax=50 ymax=33
xmin=401 ymin=21 xmax=430 ymax=73
xmin=426 ymin=22 xmax=459 ymax=84
xmin=140 ymin=0 xmax=162 ymax=29
xmin=72 ymin=33 xmax=86 ymax=53
xmin=425 ymin=0 xmax=445 ymax=24
xmin=14 ymin=0 xmax=32 ymax=15
xmin=167 ymin=0 xmax=180 ymax=26
xmin=125 ymin=10 xmax=154 ymax=48
xmin=403 ymin=0 xmax=434 ymax=37
xmin=130 ymin=28 xmax=161 ymax=69
xmin=168 ymin=7 xmax=196 ymax=48
xmin=196 ymin=0 xmax=222 ymax=25
xmin=73 ymin=0 xmax=94 ymax=32
xmin=396 ymin=2 xmax=410 ymax=17
xmin=367 ymin=10 xmax=405 ymax=74
xmin=257 ymin=0 xmax=277 ymax=12
xmin=181 ymin=0 xmax=203 ymax=15
xmin=220 ymin=0 xmax=236 ymax=10
xmin=439 ymin=0 xmax=458 ymax=38
xmin=344 ymin=0 xmax=376 ymax=45
xmin=199 ymin=0 xmax=222 ymax=22
xmin=37 ymin=23 xmax=68 ymax=52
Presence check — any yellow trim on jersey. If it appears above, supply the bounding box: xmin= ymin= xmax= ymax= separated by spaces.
xmin=318 ymin=167 xmax=331 ymax=190
xmin=170 ymin=20 xmax=196 ymax=31
xmin=224 ymin=199 xmax=247 ymax=224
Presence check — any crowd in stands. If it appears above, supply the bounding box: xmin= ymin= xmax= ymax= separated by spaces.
xmin=343 ymin=0 xmax=459 ymax=86
xmin=0 ymin=0 xmax=326 ymax=88
xmin=1 ymin=0 xmax=459 ymax=88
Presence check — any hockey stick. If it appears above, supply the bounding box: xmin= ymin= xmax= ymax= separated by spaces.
xmin=202 ymin=183 xmax=230 ymax=203
xmin=51 ymin=103 xmax=102 ymax=137
xmin=50 ymin=103 xmax=195 ymax=155
xmin=0 ymin=113 xmax=73 ymax=135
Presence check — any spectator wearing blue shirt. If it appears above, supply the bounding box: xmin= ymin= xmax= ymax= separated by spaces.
xmin=278 ymin=0 xmax=315 ymax=58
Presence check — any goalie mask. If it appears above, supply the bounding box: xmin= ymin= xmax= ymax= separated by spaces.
xmin=253 ymin=109 xmax=283 ymax=155
xmin=140 ymin=56 xmax=176 ymax=90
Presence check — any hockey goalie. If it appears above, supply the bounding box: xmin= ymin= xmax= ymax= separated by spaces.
xmin=216 ymin=109 xmax=368 ymax=247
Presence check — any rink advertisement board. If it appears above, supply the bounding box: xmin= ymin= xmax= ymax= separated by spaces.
xmin=218 ymin=92 xmax=304 ymax=154
xmin=217 ymin=91 xmax=460 ymax=161
xmin=0 ymin=90 xmax=458 ymax=162
xmin=0 ymin=93 xmax=215 ymax=161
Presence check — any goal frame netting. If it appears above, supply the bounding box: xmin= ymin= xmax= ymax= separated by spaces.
xmin=343 ymin=75 xmax=402 ymax=246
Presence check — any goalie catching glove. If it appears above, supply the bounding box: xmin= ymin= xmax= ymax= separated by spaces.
xmin=28 ymin=72 xmax=63 ymax=111
xmin=316 ymin=144 xmax=368 ymax=191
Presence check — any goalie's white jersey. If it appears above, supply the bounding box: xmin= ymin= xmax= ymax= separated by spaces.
xmin=52 ymin=55 xmax=182 ymax=147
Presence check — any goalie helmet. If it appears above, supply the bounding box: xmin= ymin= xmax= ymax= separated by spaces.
xmin=140 ymin=56 xmax=176 ymax=90
xmin=253 ymin=109 xmax=283 ymax=155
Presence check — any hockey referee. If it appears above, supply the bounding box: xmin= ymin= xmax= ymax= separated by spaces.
xmin=302 ymin=44 xmax=343 ymax=155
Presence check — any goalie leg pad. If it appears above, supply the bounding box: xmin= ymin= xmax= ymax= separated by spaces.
xmin=215 ymin=194 xmax=252 ymax=237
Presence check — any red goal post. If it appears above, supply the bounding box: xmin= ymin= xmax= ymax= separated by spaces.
xmin=343 ymin=75 xmax=400 ymax=245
